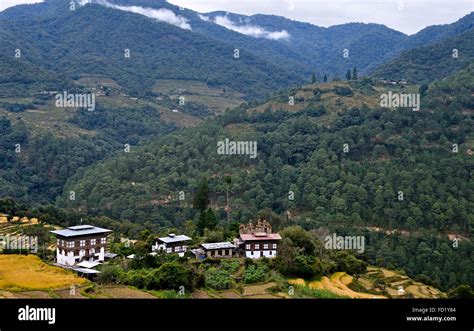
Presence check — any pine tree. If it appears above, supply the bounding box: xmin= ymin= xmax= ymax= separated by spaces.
xmin=193 ymin=176 xmax=209 ymax=213
xmin=225 ymin=176 xmax=232 ymax=225
xmin=323 ymin=74 xmax=328 ymax=82
xmin=346 ymin=70 xmax=352 ymax=80
xmin=352 ymin=67 xmax=358 ymax=80
xmin=311 ymin=72 xmax=317 ymax=84
xmin=197 ymin=208 xmax=218 ymax=234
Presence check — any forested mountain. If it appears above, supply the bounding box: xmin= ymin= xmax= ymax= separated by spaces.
xmin=373 ymin=29 xmax=474 ymax=83
xmin=2 ymin=0 xmax=472 ymax=98
xmin=0 ymin=0 xmax=303 ymax=99
xmin=0 ymin=0 xmax=473 ymax=293
xmin=60 ymin=71 xmax=473 ymax=235
xmin=51 ymin=68 xmax=473 ymax=289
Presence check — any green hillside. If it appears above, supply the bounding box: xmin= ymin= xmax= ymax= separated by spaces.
xmin=373 ymin=29 xmax=474 ymax=83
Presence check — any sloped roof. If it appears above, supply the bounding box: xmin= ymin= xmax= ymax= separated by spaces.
xmin=157 ymin=234 xmax=191 ymax=243
xmin=201 ymin=242 xmax=235 ymax=250
xmin=51 ymin=225 xmax=112 ymax=237
xmin=239 ymin=233 xmax=282 ymax=241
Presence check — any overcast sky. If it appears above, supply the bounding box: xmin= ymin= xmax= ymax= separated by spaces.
xmin=1 ymin=0 xmax=472 ymax=34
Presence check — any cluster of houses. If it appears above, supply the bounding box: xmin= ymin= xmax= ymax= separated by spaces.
xmin=50 ymin=219 xmax=281 ymax=274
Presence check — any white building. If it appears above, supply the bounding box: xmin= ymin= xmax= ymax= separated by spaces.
xmin=51 ymin=225 xmax=112 ymax=266
xmin=236 ymin=220 xmax=282 ymax=259
xmin=151 ymin=233 xmax=191 ymax=257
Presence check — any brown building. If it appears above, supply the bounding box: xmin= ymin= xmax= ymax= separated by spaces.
xmin=192 ymin=242 xmax=236 ymax=259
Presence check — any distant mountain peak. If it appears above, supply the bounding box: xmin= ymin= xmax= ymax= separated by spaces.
xmin=76 ymin=0 xmax=192 ymax=30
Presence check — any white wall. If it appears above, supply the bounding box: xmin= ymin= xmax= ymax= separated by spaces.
xmin=244 ymin=250 xmax=277 ymax=259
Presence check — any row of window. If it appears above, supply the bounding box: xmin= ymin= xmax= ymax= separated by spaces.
xmin=61 ymin=248 xmax=98 ymax=256
xmin=58 ymin=238 xmax=107 ymax=248
xmin=245 ymin=243 xmax=277 ymax=250
xmin=165 ymin=245 xmax=186 ymax=253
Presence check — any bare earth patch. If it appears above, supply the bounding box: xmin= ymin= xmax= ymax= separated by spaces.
xmin=242 ymin=282 xmax=277 ymax=297
xmin=98 ymin=286 xmax=157 ymax=299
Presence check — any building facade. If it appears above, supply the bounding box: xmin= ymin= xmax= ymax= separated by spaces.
xmin=51 ymin=225 xmax=112 ymax=266
xmin=192 ymin=242 xmax=235 ymax=259
xmin=236 ymin=220 xmax=281 ymax=259
xmin=152 ymin=234 xmax=191 ymax=257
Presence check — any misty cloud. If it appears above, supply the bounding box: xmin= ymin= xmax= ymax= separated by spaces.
xmin=210 ymin=15 xmax=290 ymax=40
xmin=78 ymin=0 xmax=192 ymax=30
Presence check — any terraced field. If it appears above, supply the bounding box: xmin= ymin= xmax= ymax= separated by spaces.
xmin=0 ymin=255 xmax=86 ymax=292
xmin=353 ymin=267 xmax=445 ymax=298
xmin=287 ymin=268 xmax=444 ymax=299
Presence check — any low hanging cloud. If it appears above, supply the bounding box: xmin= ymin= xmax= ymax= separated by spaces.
xmin=78 ymin=0 xmax=192 ymax=30
xmin=202 ymin=14 xmax=290 ymax=41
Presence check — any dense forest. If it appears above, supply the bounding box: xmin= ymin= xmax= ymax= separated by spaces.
xmin=373 ymin=30 xmax=474 ymax=83
xmin=60 ymin=69 xmax=473 ymax=236
xmin=0 ymin=3 xmax=302 ymax=99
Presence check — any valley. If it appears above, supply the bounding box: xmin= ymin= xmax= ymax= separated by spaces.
xmin=0 ymin=0 xmax=473 ymax=300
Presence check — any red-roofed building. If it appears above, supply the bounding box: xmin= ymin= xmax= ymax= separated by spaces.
xmin=235 ymin=220 xmax=281 ymax=259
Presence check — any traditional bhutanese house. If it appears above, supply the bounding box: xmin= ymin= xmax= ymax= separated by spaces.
xmin=152 ymin=233 xmax=191 ymax=257
xmin=192 ymin=242 xmax=236 ymax=259
xmin=50 ymin=225 xmax=112 ymax=266
xmin=236 ymin=220 xmax=281 ymax=259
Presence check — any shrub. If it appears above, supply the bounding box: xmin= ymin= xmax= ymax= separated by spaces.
xmin=334 ymin=86 xmax=353 ymax=96
xmin=97 ymin=265 xmax=123 ymax=284
xmin=243 ymin=264 xmax=268 ymax=284
xmin=205 ymin=268 xmax=232 ymax=290
xmin=220 ymin=260 xmax=240 ymax=274
xmin=127 ymin=270 xmax=146 ymax=288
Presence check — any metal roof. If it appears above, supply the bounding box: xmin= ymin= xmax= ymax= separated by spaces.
xmin=239 ymin=233 xmax=282 ymax=241
xmin=201 ymin=242 xmax=235 ymax=250
xmin=157 ymin=234 xmax=191 ymax=243
xmin=76 ymin=261 xmax=101 ymax=269
xmin=50 ymin=225 xmax=112 ymax=237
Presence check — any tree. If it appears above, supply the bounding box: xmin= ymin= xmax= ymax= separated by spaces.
xmin=323 ymin=74 xmax=328 ymax=82
xmin=224 ymin=175 xmax=232 ymax=226
xmin=193 ymin=176 xmax=210 ymax=213
xmin=346 ymin=70 xmax=352 ymax=80
xmin=448 ymin=285 xmax=474 ymax=298
xmin=281 ymin=226 xmax=315 ymax=254
xmin=147 ymin=262 xmax=193 ymax=290
xmin=352 ymin=67 xmax=358 ymax=80
xmin=197 ymin=208 xmax=218 ymax=234
xmin=419 ymin=83 xmax=429 ymax=96
xmin=311 ymin=72 xmax=317 ymax=84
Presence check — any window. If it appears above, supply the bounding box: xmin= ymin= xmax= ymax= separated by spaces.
xmin=90 ymin=248 xmax=95 ymax=255
xmin=57 ymin=239 xmax=61 ymax=246
xmin=175 ymin=246 xmax=181 ymax=252
xmin=246 ymin=244 xmax=251 ymax=250
xmin=101 ymin=238 xmax=107 ymax=244
xmin=255 ymin=244 xmax=260 ymax=250
xmin=80 ymin=240 xmax=85 ymax=247
xmin=90 ymin=239 xmax=96 ymax=246
xmin=166 ymin=247 xmax=172 ymax=253
xmin=272 ymin=243 xmax=277 ymax=249
xmin=264 ymin=244 xmax=269 ymax=250
xmin=67 ymin=241 xmax=74 ymax=248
